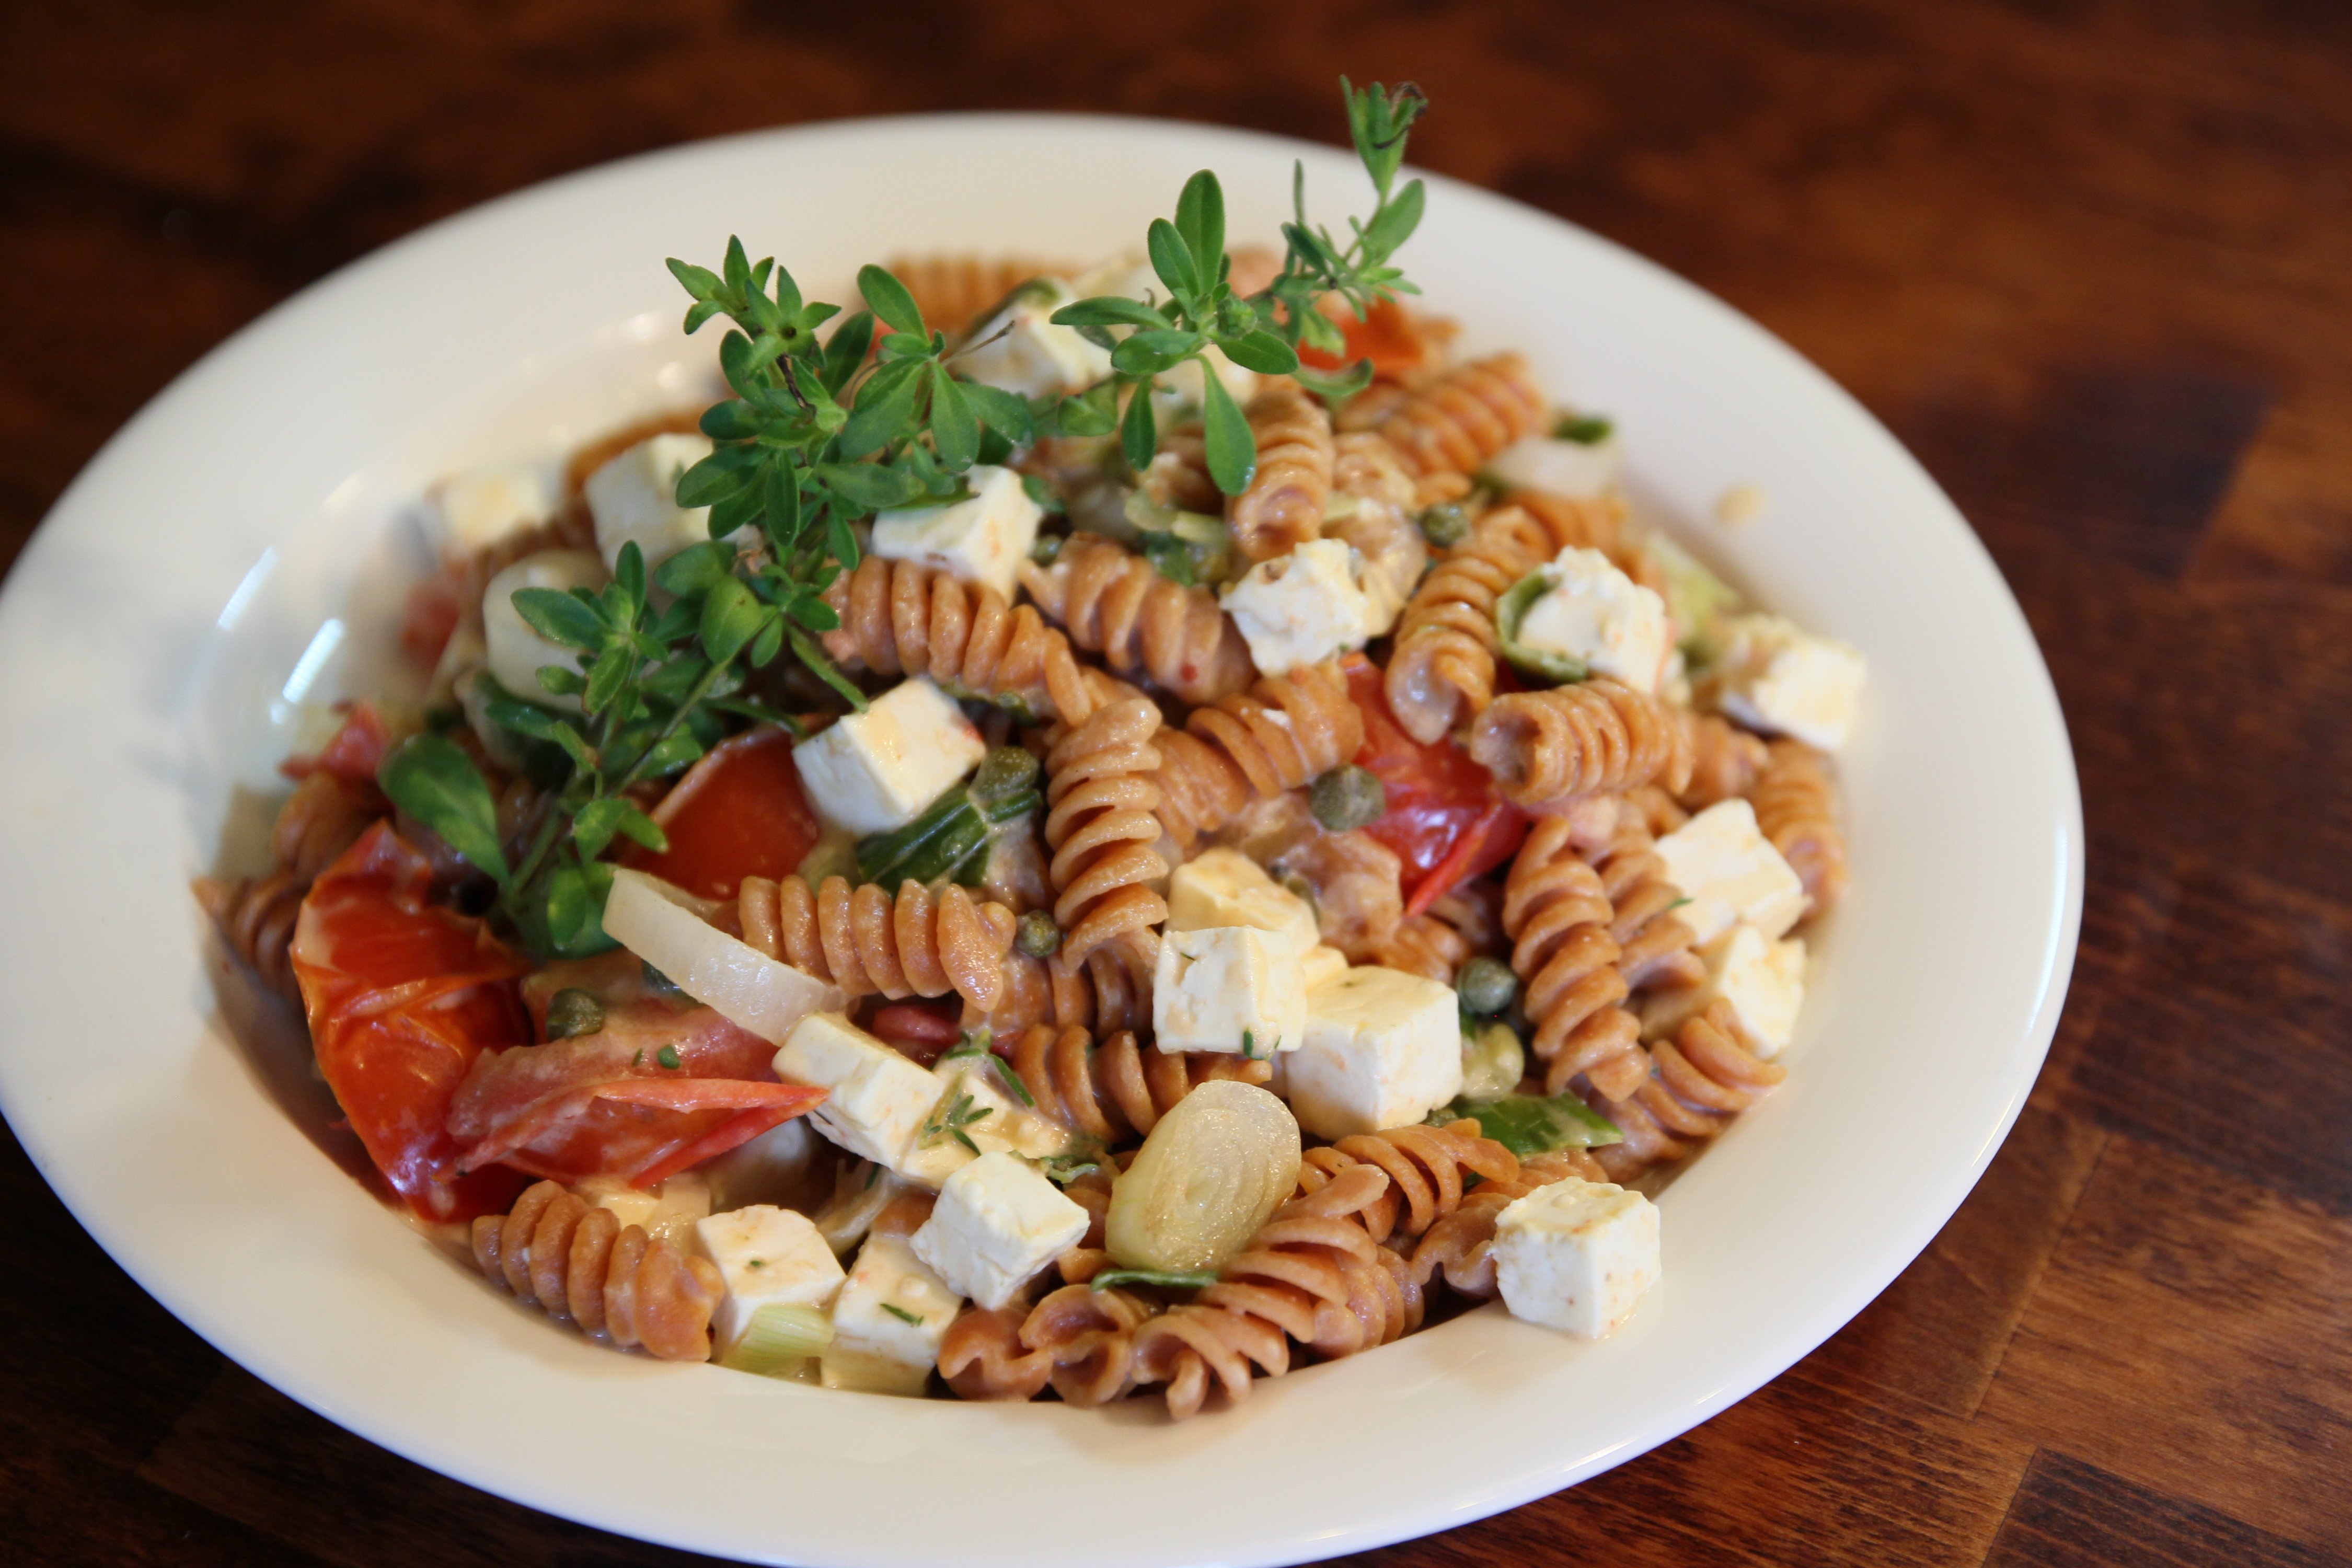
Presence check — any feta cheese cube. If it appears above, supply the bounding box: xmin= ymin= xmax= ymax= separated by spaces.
xmin=1152 ymin=926 xmax=1309 ymax=1057
xmin=1167 ymin=847 xmax=1320 ymax=959
xmin=1653 ymin=799 xmax=1808 ymax=944
xmin=1642 ymin=923 xmax=1807 ymax=1058
xmin=1712 ymin=614 xmax=1867 ymax=753
xmin=822 ymin=1235 xmax=961 ymax=1396
xmin=1284 ymin=966 xmax=1463 ymax=1138
xmin=481 ymin=549 xmax=605 ymax=711
xmin=911 ymin=1151 xmax=1090 ymax=1310
xmin=1220 ymin=539 xmax=1378 ymax=676
xmin=424 ymin=464 xmax=553 ymax=559
xmin=1493 ymin=1178 xmax=1660 ymax=1338
xmin=1300 ymin=943 xmax=1351 ymax=991
xmin=691 ymin=1204 xmax=845 ymax=1356
xmin=584 ymin=432 xmax=718 ymax=576
xmin=773 ymin=1012 xmax=947 ymax=1173
xmin=954 ymin=278 xmax=1113 ymax=399
xmin=791 ymin=677 xmax=987 ymax=836
xmin=1511 ymin=546 xmax=1673 ymax=695
xmin=898 ymin=1054 xmax=1077 ymax=1190
xmin=871 ymin=464 xmax=1042 ymax=601
xmin=572 ymin=1171 xmax=710 ymax=1249
xmin=1484 ymin=431 xmax=1623 ymax=499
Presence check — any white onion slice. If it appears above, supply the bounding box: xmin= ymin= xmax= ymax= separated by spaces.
xmin=601 ymin=867 xmax=843 ymax=1044
xmin=1106 ymin=1080 xmax=1302 ymax=1273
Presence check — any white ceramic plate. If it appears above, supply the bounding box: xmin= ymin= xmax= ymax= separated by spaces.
xmin=0 ymin=114 xmax=2079 ymax=1567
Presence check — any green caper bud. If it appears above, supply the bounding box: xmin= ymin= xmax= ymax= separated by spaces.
xmin=1308 ymin=765 xmax=1389 ymax=832
xmin=1455 ymin=956 xmax=1519 ymax=1017
xmin=641 ymin=961 xmax=686 ymax=999
xmin=1030 ymin=532 xmax=1066 ymax=564
xmin=544 ymin=988 xmax=605 ymax=1041
xmin=972 ymin=745 xmax=1043 ymax=807
xmin=1419 ymin=501 xmax=1472 ymax=548
xmin=1276 ymin=869 xmax=1321 ymax=917
xmin=1016 ymin=909 xmax=1063 ymax=958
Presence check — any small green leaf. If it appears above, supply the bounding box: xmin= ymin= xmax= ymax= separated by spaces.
xmin=1146 ymin=217 xmax=1200 ymax=301
xmin=961 ymin=381 xmax=1033 ymax=445
xmin=1440 ymin=1090 xmax=1622 ymax=1156
xmin=700 ymin=577 xmax=767 ymax=665
xmin=1052 ymin=381 xmax=1119 ymax=438
xmin=1219 ymin=329 xmax=1300 ymax=376
xmin=1120 ymin=377 xmax=1159 ymax=473
xmin=509 ymin=587 xmax=603 ymax=653
xmin=838 ymin=358 xmax=924 ymax=458
xmin=543 ymin=861 xmax=616 ymax=955
xmin=1091 ymin=1267 xmax=1218 ymax=1293
xmin=1173 ymin=169 xmax=1226 ymax=285
xmin=1198 ymin=365 xmax=1256 ymax=495
xmin=676 ymin=446 xmax=760 ymax=508
xmin=764 ymin=457 xmax=803 ymax=550
xmin=1358 ymin=176 xmax=1425 ymax=263
xmin=928 ymin=364 xmax=979 ymax=470
xmin=666 ymin=257 xmax=722 ymax=301
xmin=377 ymin=734 xmax=510 ymax=886
xmin=1050 ymin=295 xmax=1171 ymax=330
xmin=654 ymin=540 xmax=733 ymax=597
xmin=1137 ymin=530 xmax=1196 ymax=586
xmin=1111 ymin=329 xmax=1198 ymax=377
xmin=857 ymin=264 xmax=926 ymax=337
xmin=818 ymin=460 xmax=925 ymax=514
xmin=822 ymin=312 xmax=877 ymax=395
xmin=574 ymin=797 xmax=669 ymax=861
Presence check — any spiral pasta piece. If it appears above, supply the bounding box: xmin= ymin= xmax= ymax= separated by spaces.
xmin=1227 ymin=383 xmax=1333 ymax=562
xmin=1008 ymin=1024 xmax=1272 ymax=1145
xmin=738 ymin=875 xmax=1014 ymax=1012
xmin=1362 ymin=353 xmax=1547 ymax=478
xmin=1140 ymin=420 xmax=1221 ymax=513
xmin=878 ymin=253 xmax=1070 ymax=335
xmin=1681 ymin=712 xmax=1770 ymax=810
xmin=1151 ymin=662 xmax=1365 ymax=848
xmin=938 ymin=1307 xmax=1051 ymax=1401
xmin=1409 ymin=1147 xmax=1607 ymax=1298
xmin=469 ymin=1180 xmax=723 ymax=1362
xmin=1019 ymin=534 xmax=1255 ymax=705
xmin=1506 ymin=488 xmax=1626 ymax=558
xmin=1296 ymin=1120 xmax=1520 ymax=1246
xmin=1370 ymin=883 xmax=1504 ymax=982
xmin=1469 ymin=680 xmax=1694 ymax=807
xmin=1750 ymin=738 xmax=1848 ymax=916
xmin=1590 ymin=998 xmax=1789 ymax=1182
xmin=1381 ymin=502 xmax=1555 ymax=743
xmin=1586 ymin=803 xmax=1703 ymax=994
xmin=195 ymin=772 xmax=385 ymax=1003
xmin=1128 ymin=1165 xmax=1415 ymax=1419
xmin=1021 ymin=1283 xmax=1161 ymax=1406
xmin=1042 ymin=697 xmax=1170 ymax=1032
xmin=823 ymin=554 xmax=1096 ymax=722
xmin=1503 ymin=815 xmax=1650 ymax=1100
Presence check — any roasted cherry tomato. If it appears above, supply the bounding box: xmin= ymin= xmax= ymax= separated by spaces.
xmin=623 ymin=724 xmax=822 ymax=902
xmin=1341 ymin=655 xmax=1529 ymax=914
xmin=1297 ymin=296 xmax=1431 ymax=381
xmin=290 ymin=820 xmax=531 ymax=1222
xmin=447 ymin=952 xmax=825 ymax=1190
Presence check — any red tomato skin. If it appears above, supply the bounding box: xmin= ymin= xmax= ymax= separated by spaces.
xmin=280 ymin=702 xmax=393 ymax=786
xmin=624 ymin=725 xmax=822 ymax=902
xmin=1296 ymin=297 xmax=1430 ymax=379
xmin=1340 ymin=656 xmax=1529 ymax=901
xmin=292 ymin=821 xmax=531 ymax=1223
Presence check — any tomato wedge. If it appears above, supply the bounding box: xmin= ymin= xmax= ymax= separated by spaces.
xmin=280 ymin=701 xmax=394 ymax=786
xmin=622 ymin=724 xmax=822 ymax=902
xmin=1341 ymin=655 xmax=1529 ymax=912
xmin=290 ymin=820 xmax=531 ymax=1222
xmin=1297 ymin=296 xmax=1432 ymax=380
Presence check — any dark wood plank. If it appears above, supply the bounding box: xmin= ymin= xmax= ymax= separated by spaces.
xmin=1985 ymin=1449 xmax=2349 ymax=1568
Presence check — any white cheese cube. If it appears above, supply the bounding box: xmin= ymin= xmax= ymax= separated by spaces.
xmin=1642 ymin=923 xmax=1807 ymax=1058
xmin=822 ymin=1235 xmax=961 ymax=1396
xmin=871 ymin=464 xmax=1042 ymax=601
xmin=572 ymin=1171 xmax=711 ymax=1249
xmin=1484 ymin=431 xmax=1623 ymax=499
xmin=1152 ymin=926 xmax=1309 ymax=1057
xmin=1167 ymin=847 xmax=1321 ymax=958
xmin=1285 ymin=966 xmax=1463 ymax=1138
xmin=1512 ymin=546 xmax=1672 ymax=695
xmin=954 ymin=278 xmax=1113 ymax=398
xmin=773 ymin=1012 xmax=946 ymax=1173
xmin=481 ymin=549 xmax=605 ymax=711
xmin=1653 ymin=799 xmax=1808 ymax=944
xmin=791 ymin=677 xmax=987 ymax=836
xmin=1712 ymin=614 xmax=1867 ymax=753
xmin=1493 ymin=1178 xmax=1660 ymax=1338
xmin=911 ymin=1151 xmax=1091 ymax=1310
xmin=584 ymin=432 xmax=718 ymax=576
xmin=1300 ymin=943 xmax=1351 ymax=990
xmin=691 ymin=1204 xmax=845 ymax=1356
xmin=424 ymin=464 xmax=554 ymax=559
xmin=898 ymin=1055 xmax=1077 ymax=1189
xmin=699 ymin=1117 xmax=823 ymax=1212
xmin=1220 ymin=539 xmax=1378 ymax=676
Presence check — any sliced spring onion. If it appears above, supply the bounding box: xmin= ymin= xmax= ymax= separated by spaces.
xmin=854 ymin=748 xmax=1041 ymax=887
xmin=718 ymin=1303 xmax=834 ymax=1377
xmin=1492 ymin=569 xmax=1590 ymax=687
xmin=1106 ymin=1080 xmax=1301 ymax=1273
xmin=1091 ymin=1266 xmax=1218 ymax=1293
xmin=1457 ymin=1019 xmax=1525 ymax=1101
xmin=1438 ymin=1089 xmax=1622 ymax=1156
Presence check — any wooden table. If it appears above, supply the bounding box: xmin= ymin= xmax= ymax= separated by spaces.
xmin=4 ymin=3 xmax=2348 ymax=1563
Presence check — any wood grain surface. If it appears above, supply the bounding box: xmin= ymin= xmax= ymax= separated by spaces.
xmin=4 ymin=2 xmax=2349 ymax=1563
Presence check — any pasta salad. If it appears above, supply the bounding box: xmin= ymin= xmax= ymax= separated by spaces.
xmin=200 ymin=80 xmax=1862 ymax=1420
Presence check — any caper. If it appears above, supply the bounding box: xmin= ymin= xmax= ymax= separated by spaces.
xmin=973 ymin=745 xmax=1043 ymax=807
xmin=1418 ymin=500 xmax=1472 ymax=548
xmin=1030 ymin=532 xmax=1066 ymax=564
xmin=641 ymin=961 xmax=686 ymax=999
xmin=1455 ymin=955 xmax=1519 ymax=1017
xmin=1308 ymin=765 xmax=1388 ymax=832
xmin=545 ymin=987 xmax=605 ymax=1041
xmin=1016 ymin=909 xmax=1063 ymax=958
